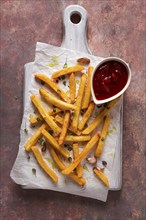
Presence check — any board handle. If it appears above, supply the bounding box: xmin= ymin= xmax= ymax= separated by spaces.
xmin=61 ymin=5 xmax=91 ymax=54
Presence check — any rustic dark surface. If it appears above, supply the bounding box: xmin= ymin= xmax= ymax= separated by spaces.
xmin=0 ymin=0 xmax=145 ymax=220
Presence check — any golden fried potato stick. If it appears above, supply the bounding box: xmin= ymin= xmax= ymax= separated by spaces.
xmin=54 ymin=115 xmax=81 ymax=136
xmin=69 ymin=73 xmax=76 ymax=103
xmin=82 ymin=66 xmax=94 ymax=109
xmin=64 ymin=135 xmax=91 ymax=142
xmin=48 ymin=146 xmax=65 ymax=170
xmin=62 ymin=133 xmax=100 ymax=175
xmin=68 ymin=173 xmax=86 ymax=186
xmin=29 ymin=114 xmax=43 ymax=125
xmin=82 ymin=97 xmax=120 ymax=135
xmin=71 ymin=74 xmax=87 ymax=132
xmin=58 ymin=111 xmax=70 ymax=145
xmin=48 ymin=146 xmax=86 ymax=186
xmin=93 ymin=167 xmax=109 ymax=187
xmin=31 ymin=146 xmax=58 ymax=183
xmin=25 ymin=123 xmax=48 ymax=151
xmin=41 ymin=129 xmax=69 ymax=158
xmin=29 ymin=107 xmax=61 ymax=125
xmin=35 ymin=74 xmax=71 ymax=103
xmin=39 ymin=88 xmax=76 ymax=111
xmin=95 ymin=116 xmax=110 ymax=158
xmin=78 ymin=101 xmax=95 ymax=131
xmin=51 ymin=65 xmax=84 ymax=79
xmin=31 ymin=95 xmax=61 ymax=135
xmin=73 ymin=143 xmax=82 ymax=178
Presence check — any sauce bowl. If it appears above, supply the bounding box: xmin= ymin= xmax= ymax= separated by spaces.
xmin=91 ymin=57 xmax=131 ymax=105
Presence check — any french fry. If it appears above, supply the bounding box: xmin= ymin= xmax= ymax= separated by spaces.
xmin=25 ymin=123 xmax=48 ymax=151
xmin=29 ymin=107 xmax=61 ymax=125
xmin=29 ymin=114 xmax=43 ymax=125
xmin=95 ymin=116 xmax=110 ymax=158
xmin=48 ymin=146 xmax=65 ymax=170
xmin=71 ymin=74 xmax=87 ymax=132
xmin=31 ymin=146 xmax=58 ymax=183
xmin=51 ymin=65 xmax=84 ymax=79
xmin=54 ymin=115 xmax=81 ymax=136
xmin=93 ymin=167 xmax=109 ymax=187
xmin=58 ymin=111 xmax=70 ymax=145
xmin=62 ymin=133 xmax=100 ymax=175
xmin=31 ymin=95 xmax=61 ymax=135
xmin=73 ymin=143 xmax=82 ymax=178
xmin=78 ymin=101 xmax=95 ymax=131
xmin=64 ymin=135 xmax=91 ymax=142
xmin=39 ymin=88 xmax=76 ymax=111
xmin=48 ymin=146 xmax=86 ymax=186
xmin=69 ymin=173 xmax=86 ymax=187
xmin=42 ymin=129 xmax=69 ymax=158
xmin=69 ymin=73 xmax=76 ymax=103
xmin=35 ymin=74 xmax=71 ymax=103
xmin=82 ymin=97 xmax=120 ymax=135
xmin=82 ymin=66 xmax=94 ymax=109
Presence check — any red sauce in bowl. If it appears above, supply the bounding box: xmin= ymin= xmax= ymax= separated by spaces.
xmin=93 ymin=61 xmax=128 ymax=100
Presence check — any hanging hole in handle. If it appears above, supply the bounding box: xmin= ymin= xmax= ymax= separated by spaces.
xmin=70 ymin=12 xmax=81 ymax=24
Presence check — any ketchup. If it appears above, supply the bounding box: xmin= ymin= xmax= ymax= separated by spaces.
xmin=93 ymin=61 xmax=128 ymax=100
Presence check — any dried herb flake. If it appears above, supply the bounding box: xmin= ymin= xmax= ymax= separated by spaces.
xmin=101 ymin=137 xmax=105 ymax=142
xmin=45 ymin=158 xmax=52 ymax=163
xmin=68 ymin=157 xmax=72 ymax=163
xmin=63 ymin=57 xmax=68 ymax=69
xmin=61 ymin=75 xmax=66 ymax=80
xmin=37 ymin=117 xmax=42 ymax=123
xmin=24 ymin=122 xmax=28 ymax=133
xmin=68 ymin=131 xmax=74 ymax=135
xmin=24 ymin=128 xmax=28 ymax=133
xmin=53 ymin=107 xmax=56 ymax=113
xmin=41 ymin=142 xmax=47 ymax=152
xmin=38 ymin=137 xmax=45 ymax=145
xmin=41 ymin=80 xmax=45 ymax=85
xmin=63 ymin=81 xmax=66 ymax=86
xmin=32 ymin=168 xmax=36 ymax=175
xmin=83 ymin=164 xmax=89 ymax=172
xmin=49 ymin=130 xmax=54 ymax=135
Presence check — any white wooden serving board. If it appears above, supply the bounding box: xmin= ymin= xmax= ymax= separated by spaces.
xmin=24 ymin=5 xmax=122 ymax=190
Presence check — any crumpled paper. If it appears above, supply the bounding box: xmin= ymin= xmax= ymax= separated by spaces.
xmin=10 ymin=42 xmax=122 ymax=202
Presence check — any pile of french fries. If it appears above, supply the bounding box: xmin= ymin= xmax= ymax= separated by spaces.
xmin=24 ymin=61 xmax=119 ymax=188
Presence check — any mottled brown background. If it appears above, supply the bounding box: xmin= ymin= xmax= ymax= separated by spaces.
xmin=0 ymin=0 xmax=146 ymax=220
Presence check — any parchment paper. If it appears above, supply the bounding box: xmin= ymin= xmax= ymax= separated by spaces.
xmin=10 ymin=42 xmax=122 ymax=202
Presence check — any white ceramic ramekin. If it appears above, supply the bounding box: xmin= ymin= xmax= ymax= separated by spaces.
xmin=91 ymin=57 xmax=131 ymax=105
